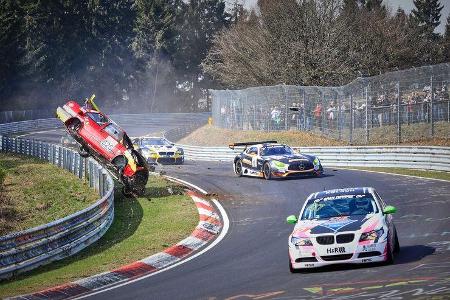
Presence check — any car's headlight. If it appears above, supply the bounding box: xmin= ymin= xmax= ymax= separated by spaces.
xmin=271 ymin=160 xmax=288 ymax=169
xmin=290 ymin=236 xmax=313 ymax=246
xmin=359 ymin=228 xmax=385 ymax=242
xmin=176 ymin=149 xmax=184 ymax=154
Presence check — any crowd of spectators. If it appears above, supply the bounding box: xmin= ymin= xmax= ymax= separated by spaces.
xmin=218 ymin=83 xmax=449 ymax=132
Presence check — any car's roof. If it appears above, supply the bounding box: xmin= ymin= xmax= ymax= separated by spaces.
xmin=309 ymin=187 xmax=374 ymax=200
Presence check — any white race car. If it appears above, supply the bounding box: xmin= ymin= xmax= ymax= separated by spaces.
xmin=287 ymin=187 xmax=399 ymax=272
xmin=133 ymin=137 xmax=184 ymax=165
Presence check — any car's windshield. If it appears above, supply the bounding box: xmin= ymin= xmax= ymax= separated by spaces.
xmin=87 ymin=112 xmax=109 ymax=125
xmin=301 ymin=194 xmax=378 ymax=220
xmin=261 ymin=145 xmax=293 ymax=156
xmin=141 ymin=138 xmax=170 ymax=146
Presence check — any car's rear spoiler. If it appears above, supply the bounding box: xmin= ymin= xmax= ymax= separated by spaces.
xmin=228 ymin=141 xmax=277 ymax=150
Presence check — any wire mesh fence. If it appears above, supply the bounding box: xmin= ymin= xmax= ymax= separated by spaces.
xmin=211 ymin=63 xmax=450 ymax=145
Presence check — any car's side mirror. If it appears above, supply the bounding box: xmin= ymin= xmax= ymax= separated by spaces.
xmin=286 ymin=215 xmax=298 ymax=224
xmin=383 ymin=205 xmax=397 ymax=215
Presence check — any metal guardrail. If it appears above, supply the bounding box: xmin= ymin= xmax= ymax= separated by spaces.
xmin=0 ymin=118 xmax=61 ymax=135
xmin=0 ymin=136 xmax=114 ymax=279
xmin=177 ymin=144 xmax=450 ymax=172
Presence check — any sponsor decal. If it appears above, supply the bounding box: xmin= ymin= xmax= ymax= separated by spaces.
xmin=362 ymin=244 xmax=377 ymax=252
xmin=361 ymin=258 xmax=373 ymax=263
xmin=326 ymin=246 xmax=346 ymax=254
xmin=100 ymin=136 xmax=117 ymax=153
xmin=304 ymin=263 xmax=315 ymax=267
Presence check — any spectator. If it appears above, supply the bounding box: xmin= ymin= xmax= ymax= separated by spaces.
xmin=313 ymin=103 xmax=323 ymax=131
xmin=271 ymin=106 xmax=281 ymax=130
xmin=327 ymin=101 xmax=336 ymax=130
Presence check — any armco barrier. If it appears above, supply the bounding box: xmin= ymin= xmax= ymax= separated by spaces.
xmin=0 ymin=136 xmax=114 ymax=279
xmin=177 ymin=144 xmax=450 ymax=172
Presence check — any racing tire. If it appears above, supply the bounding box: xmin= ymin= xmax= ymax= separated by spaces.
xmin=394 ymin=229 xmax=400 ymax=254
xmin=289 ymin=259 xmax=299 ymax=273
xmin=263 ymin=162 xmax=272 ymax=180
xmin=78 ymin=145 xmax=90 ymax=158
xmin=234 ymin=160 xmax=243 ymax=177
xmin=67 ymin=118 xmax=82 ymax=133
xmin=384 ymin=240 xmax=395 ymax=265
xmin=122 ymin=186 xmax=134 ymax=198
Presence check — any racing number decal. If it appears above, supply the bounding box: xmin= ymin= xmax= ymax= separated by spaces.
xmin=252 ymin=156 xmax=257 ymax=168
xmin=100 ymin=136 xmax=117 ymax=153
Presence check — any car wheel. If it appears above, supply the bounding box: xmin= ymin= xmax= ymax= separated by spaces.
xmin=122 ymin=186 xmax=134 ymax=198
xmin=384 ymin=240 xmax=395 ymax=265
xmin=234 ymin=160 xmax=243 ymax=177
xmin=263 ymin=162 xmax=272 ymax=180
xmin=78 ymin=145 xmax=89 ymax=158
xmin=394 ymin=228 xmax=400 ymax=254
xmin=67 ymin=118 xmax=82 ymax=133
xmin=289 ymin=259 xmax=299 ymax=273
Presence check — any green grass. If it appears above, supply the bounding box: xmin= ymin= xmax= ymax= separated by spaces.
xmin=0 ymin=153 xmax=98 ymax=235
xmin=0 ymin=176 xmax=198 ymax=298
xmin=339 ymin=167 xmax=450 ymax=181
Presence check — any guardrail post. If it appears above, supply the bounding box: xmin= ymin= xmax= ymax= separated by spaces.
xmin=397 ymin=82 xmax=401 ymax=144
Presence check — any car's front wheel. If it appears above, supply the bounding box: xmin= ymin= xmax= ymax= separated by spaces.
xmin=234 ymin=160 xmax=243 ymax=177
xmin=263 ymin=162 xmax=272 ymax=180
xmin=384 ymin=239 xmax=395 ymax=265
xmin=289 ymin=259 xmax=299 ymax=273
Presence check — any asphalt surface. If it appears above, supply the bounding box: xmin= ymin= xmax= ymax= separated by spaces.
xmin=21 ymin=122 xmax=450 ymax=300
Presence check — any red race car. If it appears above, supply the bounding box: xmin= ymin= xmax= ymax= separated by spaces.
xmin=56 ymin=95 xmax=148 ymax=197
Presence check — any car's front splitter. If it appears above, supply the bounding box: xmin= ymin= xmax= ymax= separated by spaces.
xmin=289 ymin=241 xmax=387 ymax=269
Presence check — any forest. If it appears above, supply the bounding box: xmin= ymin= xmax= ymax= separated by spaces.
xmin=0 ymin=0 xmax=448 ymax=112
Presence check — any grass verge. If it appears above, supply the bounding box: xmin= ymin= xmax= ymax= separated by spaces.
xmin=0 ymin=176 xmax=198 ymax=298
xmin=0 ymin=153 xmax=98 ymax=235
xmin=178 ymin=125 xmax=345 ymax=146
xmin=338 ymin=167 xmax=450 ymax=181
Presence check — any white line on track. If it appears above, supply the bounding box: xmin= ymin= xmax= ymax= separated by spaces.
xmin=332 ymin=167 xmax=450 ymax=183
xmin=74 ymin=177 xmax=230 ymax=300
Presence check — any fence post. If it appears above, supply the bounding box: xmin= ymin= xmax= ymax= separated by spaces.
xmin=349 ymin=94 xmax=353 ymax=145
xmin=397 ymin=82 xmax=401 ymax=144
xmin=284 ymin=87 xmax=288 ymax=130
xmin=303 ymin=90 xmax=307 ymax=130
xmin=321 ymin=92 xmax=325 ymax=133
xmin=430 ymin=75 xmax=434 ymax=137
xmin=338 ymin=95 xmax=342 ymax=140
xmin=365 ymin=86 xmax=369 ymax=144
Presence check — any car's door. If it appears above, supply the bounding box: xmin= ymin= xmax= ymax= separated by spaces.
xmin=242 ymin=146 xmax=258 ymax=170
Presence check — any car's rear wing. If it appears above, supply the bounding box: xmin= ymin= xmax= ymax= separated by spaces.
xmin=229 ymin=141 xmax=277 ymax=150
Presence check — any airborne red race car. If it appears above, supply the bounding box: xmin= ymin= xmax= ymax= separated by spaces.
xmin=56 ymin=96 xmax=148 ymax=197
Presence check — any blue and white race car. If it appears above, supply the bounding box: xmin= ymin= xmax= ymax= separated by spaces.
xmin=287 ymin=187 xmax=400 ymax=272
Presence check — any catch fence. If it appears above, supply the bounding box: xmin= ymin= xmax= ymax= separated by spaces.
xmin=211 ymin=63 xmax=450 ymax=144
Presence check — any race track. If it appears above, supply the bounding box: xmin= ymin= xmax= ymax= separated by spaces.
xmin=21 ymin=120 xmax=450 ymax=300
